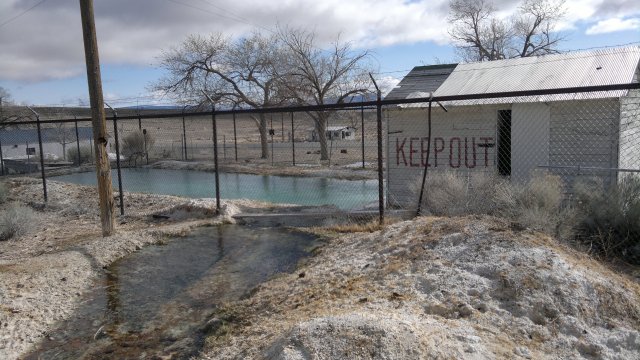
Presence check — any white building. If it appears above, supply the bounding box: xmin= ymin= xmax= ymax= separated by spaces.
xmin=309 ymin=126 xmax=356 ymax=141
xmin=385 ymin=47 xmax=640 ymax=207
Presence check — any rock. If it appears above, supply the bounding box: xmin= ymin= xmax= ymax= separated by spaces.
xmin=458 ymin=303 xmax=474 ymax=318
xmin=514 ymin=346 xmax=532 ymax=359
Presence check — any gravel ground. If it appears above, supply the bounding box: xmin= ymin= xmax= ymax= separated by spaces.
xmin=1 ymin=177 xmax=639 ymax=359
xmin=201 ymin=216 xmax=640 ymax=360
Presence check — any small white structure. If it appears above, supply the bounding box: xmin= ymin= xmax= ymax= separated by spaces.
xmin=385 ymin=47 xmax=640 ymax=207
xmin=309 ymin=126 xmax=356 ymax=141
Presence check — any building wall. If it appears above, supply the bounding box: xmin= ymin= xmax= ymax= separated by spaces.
xmin=511 ymin=103 xmax=550 ymax=183
xmin=1 ymin=140 xmax=92 ymax=161
xmin=387 ymin=105 xmax=500 ymax=207
xmin=548 ymin=98 xmax=620 ymax=187
xmin=619 ymin=68 xmax=640 ymax=176
xmin=386 ymin=98 xmax=623 ymax=207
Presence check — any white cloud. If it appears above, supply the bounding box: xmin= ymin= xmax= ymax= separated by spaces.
xmin=1 ymin=0 xmax=640 ymax=83
xmin=585 ymin=17 xmax=640 ymax=34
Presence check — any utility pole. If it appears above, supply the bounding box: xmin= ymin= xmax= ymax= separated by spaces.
xmin=79 ymin=0 xmax=114 ymax=236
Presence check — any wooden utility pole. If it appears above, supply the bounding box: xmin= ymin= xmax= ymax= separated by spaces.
xmin=79 ymin=0 xmax=114 ymax=236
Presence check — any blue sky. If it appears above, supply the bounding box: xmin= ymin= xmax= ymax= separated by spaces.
xmin=0 ymin=0 xmax=639 ymax=107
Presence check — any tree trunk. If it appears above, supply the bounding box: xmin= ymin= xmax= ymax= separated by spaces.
xmin=259 ymin=114 xmax=269 ymax=159
xmin=315 ymin=113 xmax=329 ymax=161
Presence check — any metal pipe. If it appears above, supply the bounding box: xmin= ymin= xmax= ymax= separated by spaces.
xmin=27 ymin=106 xmax=47 ymax=202
xmin=538 ymin=165 xmax=640 ymax=173
xmin=105 ymin=103 xmax=124 ymax=216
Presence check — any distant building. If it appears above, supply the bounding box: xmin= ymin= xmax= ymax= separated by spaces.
xmin=309 ymin=126 xmax=357 ymax=141
xmin=385 ymin=47 xmax=640 ymax=207
xmin=0 ymin=127 xmax=93 ymax=165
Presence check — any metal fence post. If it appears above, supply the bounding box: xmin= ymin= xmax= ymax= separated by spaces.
xmin=107 ymin=104 xmax=124 ymax=216
xmin=232 ymin=112 xmax=238 ymax=162
xmin=417 ymin=101 xmax=433 ymax=216
xmin=27 ymin=107 xmax=47 ymax=202
xmin=211 ymin=105 xmax=221 ymax=213
xmin=182 ymin=105 xmax=188 ymax=160
xmin=0 ymin=136 xmax=4 ymax=176
xmin=74 ymin=117 xmax=81 ymax=166
xmin=370 ymin=74 xmax=384 ymax=225
xmin=291 ymin=112 xmax=296 ymax=166
xmin=361 ymin=105 xmax=365 ymax=169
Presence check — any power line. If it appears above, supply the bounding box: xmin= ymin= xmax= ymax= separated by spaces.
xmin=165 ymin=0 xmax=275 ymax=34
xmin=0 ymin=0 xmax=49 ymax=29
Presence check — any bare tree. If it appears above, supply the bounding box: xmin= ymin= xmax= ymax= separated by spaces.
xmin=278 ymin=28 xmax=373 ymax=161
xmin=53 ymin=123 xmax=76 ymax=161
xmin=154 ymin=32 xmax=288 ymax=159
xmin=448 ymin=0 xmax=565 ymax=62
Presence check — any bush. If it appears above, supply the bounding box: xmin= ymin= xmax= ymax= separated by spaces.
xmin=0 ymin=182 xmax=7 ymax=204
xmin=414 ymin=171 xmax=568 ymax=235
xmin=414 ymin=171 xmax=506 ymax=216
xmin=495 ymin=172 xmax=568 ymax=233
xmin=122 ymin=130 xmax=155 ymax=165
xmin=0 ymin=203 xmax=38 ymax=241
xmin=572 ymin=176 xmax=640 ymax=263
xmin=66 ymin=145 xmax=93 ymax=165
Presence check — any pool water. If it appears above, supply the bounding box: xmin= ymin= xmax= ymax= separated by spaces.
xmin=51 ymin=168 xmax=377 ymax=209
xmin=26 ymin=225 xmax=319 ymax=359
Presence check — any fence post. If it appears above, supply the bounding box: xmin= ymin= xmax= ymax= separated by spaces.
xmin=107 ymin=104 xmax=124 ymax=216
xmin=182 ymin=105 xmax=188 ymax=160
xmin=211 ymin=105 xmax=221 ymax=213
xmin=370 ymin=74 xmax=384 ymax=225
xmin=233 ymin=112 xmax=238 ymax=162
xmin=291 ymin=112 xmax=295 ymax=166
xmin=361 ymin=105 xmax=365 ymax=169
xmin=27 ymin=107 xmax=47 ymax=202
xmin=270 ymin=115 xmax=274 ymax=166
xmin=0 ymin=136 xmax=4 ymax=176
xmin=201 ymin=91 xmax=221 ymax=214
xmin=417 ymin=101 xmax=433 ymax=216
xmin=74 ymin=117 xmax=81 ymax=166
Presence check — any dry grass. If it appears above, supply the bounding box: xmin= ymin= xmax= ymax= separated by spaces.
xmin=320 ymin=217 xmax=401 ymax=233
xmin=0 ymin=203 xmax=39 ymax=241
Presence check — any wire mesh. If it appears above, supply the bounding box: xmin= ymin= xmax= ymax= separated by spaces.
xmin=0 ymin=85 xmax=639 ymax=240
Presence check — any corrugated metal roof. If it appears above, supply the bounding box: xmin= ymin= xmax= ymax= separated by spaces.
xmin=399 ymin=46 xmax=640 ymax=108
xmin=384 ymin=64 xmax=457 ymax=101
xmin=432 ymin=46 xmax=640 ymax=104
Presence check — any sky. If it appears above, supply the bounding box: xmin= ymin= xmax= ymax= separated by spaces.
xmin=0 ymin=0 xmax=639 ymax=107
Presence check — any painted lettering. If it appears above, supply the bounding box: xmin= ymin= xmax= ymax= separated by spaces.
xmin=421 ymin=137 xmax=431 ymax=167
xmin=409 ymin=137 xmax=420 ymax=167
xmin=450 ymin=137 xmax=461 ymax=168
xmin=433 ymin=137 xmax=445 ymax=167
xmin=396 ymin=138 xmax=407 ymax=166
xmin=479 ymin=137 xmax=492 ymax=167
xmin=465 ymin=137 xmax=476 ymax=168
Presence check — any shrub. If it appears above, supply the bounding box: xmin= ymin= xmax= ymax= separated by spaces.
xmin=495 ymin=172 xmax=567 ymax=233
xmin=66 ymin=145 xmax=93 ymax=165
xmin=0 ymin=182 xmax=7 ymax=204
xmin=572 ymin=176 xmax=640 ymax=263
xmin=122 ymin=130 xmax=155 ymax=165
xmin=414 ymin=171 xmax=507 ymax=216
xmin=0 ymin=203 xmax=38 ymax=241
xmin=414 ymin=171 xmax=568 ymax=235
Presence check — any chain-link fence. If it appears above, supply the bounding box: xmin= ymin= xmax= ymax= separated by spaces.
xmin=1 ymin=83 xmax=639 ymax=259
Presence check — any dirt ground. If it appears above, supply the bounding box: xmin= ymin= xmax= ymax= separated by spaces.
xmin=1 ymin=178 xmax=639 ymax=359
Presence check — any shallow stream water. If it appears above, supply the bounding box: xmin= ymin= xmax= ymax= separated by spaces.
xmin=26 ymin=225 xmax=318 ymax=359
